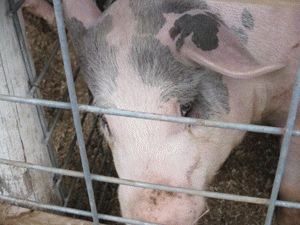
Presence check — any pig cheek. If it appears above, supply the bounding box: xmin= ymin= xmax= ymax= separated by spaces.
xmin=118 ymin=185 xmax=206 ymax=225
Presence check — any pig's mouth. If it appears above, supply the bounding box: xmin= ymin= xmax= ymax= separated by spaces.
xmin=119 ymin=183 xmax=210 ymax=225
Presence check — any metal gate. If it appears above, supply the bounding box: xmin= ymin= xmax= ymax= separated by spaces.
xmin=1 ymin=0 xmax=300 ymax=224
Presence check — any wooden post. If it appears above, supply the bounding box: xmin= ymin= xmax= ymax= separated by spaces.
xmin=0 ymin=0 xmax=61 ymax=216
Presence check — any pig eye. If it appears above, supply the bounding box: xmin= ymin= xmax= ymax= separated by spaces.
xmin=100 ymin=116 xmax=112 ymax=137
xmin=180 ymin=103 xmax=192 ymax=117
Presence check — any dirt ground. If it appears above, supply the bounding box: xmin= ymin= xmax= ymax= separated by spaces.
xmin=22 ymin=4 xmax=280 ymax=225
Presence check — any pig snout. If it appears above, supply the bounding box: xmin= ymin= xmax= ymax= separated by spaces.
xmin=119 ymin=186 xmax=206 ymax=225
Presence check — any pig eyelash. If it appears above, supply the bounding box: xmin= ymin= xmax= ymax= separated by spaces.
xmin=180 ymin=102 xmax=192 ymax=117
xmin=101 ymin=116 xmax=112 ymax=137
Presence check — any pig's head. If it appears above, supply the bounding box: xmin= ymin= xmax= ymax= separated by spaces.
xmin=64 ymin=0 xmax=284 ymax=224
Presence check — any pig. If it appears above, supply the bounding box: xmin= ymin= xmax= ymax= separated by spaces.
xmin=22 ymin=0 xmax=56 ymax=27
xmin=26 ymin=0 xmax=300 ymax=224
xmin=21 ymin=0 xmax=110 ymax=27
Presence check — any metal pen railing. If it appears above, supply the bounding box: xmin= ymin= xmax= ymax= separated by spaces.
xmin=1 ymin=0 xmax=300 ymax=224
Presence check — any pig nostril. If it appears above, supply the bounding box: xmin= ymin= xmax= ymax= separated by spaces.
xmin=180 ymin=102 xmax=192 ymax=116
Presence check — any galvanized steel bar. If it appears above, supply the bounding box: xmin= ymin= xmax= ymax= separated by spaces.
xmin=0 ymin=194 xmax=161 ymax=225
xmin=276 ymin=200 xmax=300 ymax=209
xmin=29 ymin=40 xmax=60 ymax=96
xmin=53 ymin=109 xmax=90 ymax=194
xmin=52 ymin=1 xmax=99 ymax=224
xmin=8 ymin=0 xmax=26 ymax=15
xmin=0 ymin=158 xmax=271 ymax=205
xmin=1 ymin=155 xmax=300 ymax=215
xmin=64 ymin=115 xmax=98 ymax=209
xmin=44 ymin=67 xmax=81 ymax=144
xmin=7 ymin=0 xmax=35 ymax=84
xmin=97 ymin=163 xmax=115 ymax=211
xmin=265 ymin=60 xmax=300 ymax=224
xmin=0 ymin=94 xmax=289 ymax=136
xmin=1 ymin=154 xmax=299 ymax=210
xmin=63 ymin=176 xmax=78 ymax=208
xmin=74 ymin=116 xmax=100 ymax=210
xmin=54 ymin=109 xmax=93 ymax=189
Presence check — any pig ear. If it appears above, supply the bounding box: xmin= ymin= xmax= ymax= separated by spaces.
xmin=63 ymin=0 xmax=102 ymax=29
xmin=159 ymin=11 xmax=284 ymax=78
xmin=65 ymin=18 xmax=88 ymax=50
xmin=63 ymin=0 xmax=102 ymax=51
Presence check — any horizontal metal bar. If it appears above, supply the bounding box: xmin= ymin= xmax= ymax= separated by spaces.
xmin=276 ymin=200 xmax=300 ymax=209
xmin=1 ymin=157 xmax=300 ymax=209
xmin=0 ymin=94 xmax=295 ymax=136
xmin=0 ymin=194 xmax=161 ymax=225
xmin=1 ymin=192 xmax=299 ymax=225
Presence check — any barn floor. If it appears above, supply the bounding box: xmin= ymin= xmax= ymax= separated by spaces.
xmin=23 ymin=5 xmax=280 ymax=225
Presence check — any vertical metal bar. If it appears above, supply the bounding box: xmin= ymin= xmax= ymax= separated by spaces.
xmin=44 ymin=67 xmax=81 ymax=144
xmin=7 ymin=0 xmax=35 ymax=84
xmin=52 ymin=1 xmax=99 ymax=224
xmin=8 ymin=0 xmax=26 ymax=15
xmin=265 ymin=61 xmax=300 ymax=224
xmin=29 ymin=40 xmax=60 ymax=96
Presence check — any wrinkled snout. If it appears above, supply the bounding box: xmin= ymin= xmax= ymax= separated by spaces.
xmin=119 ymin=185 xmax=206 ymax=225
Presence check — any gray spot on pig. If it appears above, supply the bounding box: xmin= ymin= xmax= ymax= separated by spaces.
xmin=66 ymin=18 xmax=88 ymax=48
xmin=129 ymin=0 xmax=209 ymax=35
xmin=163 ymin=0 xmax=209 ymax=13
xmin=189 ymin=73 xmax=230 ymax=119
xmin=169 ymin=13 xmax=221 ymax=51
xmin=242 ymin=8 xmax=254 ymax=30
xmin=129 ymin=36 xmax=230 ymax=119
xmin=128 ymin=0 xmax=167 ymax=35
xmin=67 ymin=15 xmax=119 ymax=108
xmin=231 ymin=26 xmax=248 ymax=45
